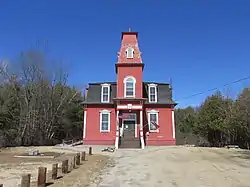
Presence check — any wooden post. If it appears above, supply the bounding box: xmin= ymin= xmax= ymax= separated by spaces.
xmin=62 ymin=159 xmax=68 ymax=174
xmin=81 ymin=151 xmax=86 ymax=161
xmin=20 ymin=174 xmax=31 ymax=187
xmin=37 ymin=167 xmax=47 ymax=187
xmin=89 ymin=147 xmax=93 ymax=155
xmin=52 ymin=163 xmax=58 ymax=180
xmin=69 ymin=157 xmax=74 ymax=171
xmin=76 ymin=153 xmax=80 ymax=165
xmin=73 ymin=156 xmax=76 ymax=169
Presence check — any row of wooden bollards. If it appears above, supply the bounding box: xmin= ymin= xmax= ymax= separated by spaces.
xmin=0 ymin=147 xmax=93 ymax=187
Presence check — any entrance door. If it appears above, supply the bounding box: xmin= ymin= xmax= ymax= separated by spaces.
xmin=123 ymin=120 xmax=135 ymax=140
xmin=119 ymin=120 xmax=140 ymax=148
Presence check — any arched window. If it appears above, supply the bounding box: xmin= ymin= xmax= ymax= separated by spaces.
xmin=126 ymin=47 xmax=134 ymax=58
xmin=124 ymin=76 xmax=136 ymax=97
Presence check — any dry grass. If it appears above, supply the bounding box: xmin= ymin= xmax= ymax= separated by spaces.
xmin=44 ymin=154 xmax=109 ymax=187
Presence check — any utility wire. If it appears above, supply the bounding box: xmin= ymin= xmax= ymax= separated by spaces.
xmin=119 ymin=76 xmax=250 ymax=134
xmin=175 ymin=75 xmax=250 ymax=102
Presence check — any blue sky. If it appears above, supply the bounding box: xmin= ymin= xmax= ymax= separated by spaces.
xmin=0 ymin=0 xmax=250 ymax=108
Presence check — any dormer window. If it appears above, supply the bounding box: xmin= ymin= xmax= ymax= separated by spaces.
xmin=124 ymin=76 xmax=136 ymax=98
xmin=126 ymin=47 xmax=134 ymax=58
xmin=148 ymin=84 xmax=157 ymax=103
xmin=101 ymin=84 xmax=110 ymax=103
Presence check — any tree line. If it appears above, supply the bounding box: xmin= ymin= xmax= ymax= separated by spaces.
xmin=175 ymin=88 xmax=250 ymax=149
xmin=0 ymin=50 xmax=83 ymax=147
xmin=1 ymin=50 xmax=250 ymax=149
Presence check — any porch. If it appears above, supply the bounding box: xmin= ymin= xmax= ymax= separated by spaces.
xmin=115 ymin=104 xmax=145 ymax=149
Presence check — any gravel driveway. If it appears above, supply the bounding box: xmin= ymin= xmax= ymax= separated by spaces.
xmin=92 ymin=146 xmax=250 ymax=187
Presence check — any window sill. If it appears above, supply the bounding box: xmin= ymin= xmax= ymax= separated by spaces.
xmin=100 ymin=130 xmax=110 ymax=133
xmin=149 ymin=130 xmax=159 ymax=133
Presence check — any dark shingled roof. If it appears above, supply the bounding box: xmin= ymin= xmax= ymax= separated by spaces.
xmin=83 ymin=82 xmax=176 ymax=105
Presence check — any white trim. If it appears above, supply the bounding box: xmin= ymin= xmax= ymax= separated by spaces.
xmin=135 ymin=122 xmax=138 ymax=138
xmin=123 ymin=76 xmax=136 ymax=98
xmin=140 ymin=131 xmax=143 ymax=136
xmin=140 ymin=110 xmax=145 ymax=149
xmin=172 ymin=110 xmax=176 ymax=139
xmin=83 ymin=110 xmax=87 ymax=138
xmin=126 ymin=47 xmax=134 ymax=58
xmin=115 ymin=111 xmax=119 ymax=149
xmin=99 ymin=109 xmax=111 ymax=113
xmin=117 ymin=105 xmax=142 ymax=109
xmin=122 ymin=113 xmax=137 ymax=138
xmin=101 ymin=83 xmax=111 ymax=86
xmin=147 ymin=109 xmax=159 ymax=113
xmin=100 ymin=110 xmax=111 ymax=132
xmin=147 ymin=110 xmax=159 ymax=132
xmin=101 ymin=84 xmax=110 ymax=103
xmin=116 ymin=111 xmax=119 ymax=131
xmin=148 ymin=84 xmax=158 ymax=103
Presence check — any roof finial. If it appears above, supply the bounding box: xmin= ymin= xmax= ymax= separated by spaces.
xmin=128 ymin=27 xmax=131 ymax=32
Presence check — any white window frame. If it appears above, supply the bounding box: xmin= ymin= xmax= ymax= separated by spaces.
xmin=147 ymin=110 xmax=159 ymax=132
xmin=123 ymin=76 xmax=136 ymax=98
xmin=148 ymin=84 xmax=157 ymax=103
xmin=100 ymin=110 xmax=111 ymax=132
xmin=101 ymin=83 xmax=110 ymax=103
xmin=126 ymin=47 xmax=134 ymax=58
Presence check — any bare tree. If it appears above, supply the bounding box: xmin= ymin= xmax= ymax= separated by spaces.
xmin=0 ymin=50 xmax=83 ymax=146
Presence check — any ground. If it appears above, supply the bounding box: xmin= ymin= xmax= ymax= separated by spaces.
xmin=94 ymin=146 xmax=250 ymax=187
xmin=1 ymin=146 xmax=250 ymax=187
xmin=0 ymin=146 xmax=109 ymax=187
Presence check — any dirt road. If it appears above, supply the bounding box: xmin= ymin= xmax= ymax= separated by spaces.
xmin=93 ymin=146 xmax=250 ymax=187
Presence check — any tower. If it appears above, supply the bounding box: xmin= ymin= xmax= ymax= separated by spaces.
xmin=115 ymin=31 xmax=144 ymax=99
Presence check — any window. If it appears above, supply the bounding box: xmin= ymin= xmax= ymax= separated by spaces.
xmin=148 ymin=84 xmax=157 ymax=103
xmin=124 ymin=76 xmax=136 ymax=97
xmin=148 ymin=110 xmax=159 ymax=132
xmin=126 ymin=47 xmax=134 ymax=58
xmin=101 ymin=84 xmax=110 ymax=103
xmin=100 ymin=110 xmax=111 ymax=132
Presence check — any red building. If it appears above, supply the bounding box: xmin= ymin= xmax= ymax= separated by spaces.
xmin=82 ymin=31 xmax=177 ymax=149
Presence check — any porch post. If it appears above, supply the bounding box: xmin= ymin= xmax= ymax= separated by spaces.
xmin=115 ymin=110 xmax=120 ymax=149
xmin=140 ymin=110 xmax=145 ymax=149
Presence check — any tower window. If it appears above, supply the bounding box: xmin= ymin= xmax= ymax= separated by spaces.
xmin=124 ymin=76 xmax=136 ymax=97
xmin=126 ymin=47 xmax=134 ymax=59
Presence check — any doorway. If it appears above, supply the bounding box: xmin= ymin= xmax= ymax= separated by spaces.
xmin=119 ymin=113 xmax=140 ymax=148
xmin=122 ymin=120 xmax=136 ymax=140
